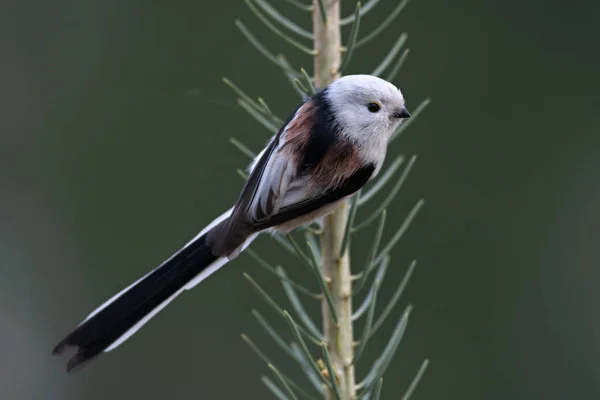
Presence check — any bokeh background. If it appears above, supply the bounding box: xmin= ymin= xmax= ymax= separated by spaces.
xmin=2 ymin=0 xmax=599 ymax=399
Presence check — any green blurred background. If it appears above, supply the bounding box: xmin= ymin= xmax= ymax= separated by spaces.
xmin=2 ymin=0 xmax=599 ymax=398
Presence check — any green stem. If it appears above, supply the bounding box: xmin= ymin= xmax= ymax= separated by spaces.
xmin=313 ymin=1 xmax=356 ymax=399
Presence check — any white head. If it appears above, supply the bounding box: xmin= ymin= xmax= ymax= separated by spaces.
xmin=325 ymin=75 xmax=409 ymax=144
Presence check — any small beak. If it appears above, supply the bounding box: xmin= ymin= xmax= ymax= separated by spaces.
xmin=393 ymin=107 xmax=411 ymax=119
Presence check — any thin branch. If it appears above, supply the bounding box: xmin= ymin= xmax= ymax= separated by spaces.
xmin=243 ymin=273 xmax=323 ymax=344
xmin=352 ymin=155 xmax=417 ymax=232
xmin=252 ymin=309 xmax=295 ymax=358
xmin=370 ymin=260 xmax=416 ymax=337
xmin=352 ymin=255 xmax=388 ymax=364
xmin=283 ymin=0 xmax=314 ymax=12
xmin=316 ymin=0 xmax=327 ymax=24
xmin=390 ymin=98 xmax=431 ymax=142
xmin=269 ymin=364 xmax=300 ymax=400
xmin=284 ymin=311 xmax=333 ymax=388
xmin=223 ymin=77 xmax=284 ymax=128
xmin=371 ymin=200 xmax=424 ymax=267
xmin=358 ymin=156 xmax=404 ymax=206
xmin=278 ymin=266 xmax=324 ymax=339
xmin=294 ymin=78 xmax=310 ymax=96
xmin=306 ymin=241 xmax=339 ymax=323
xmin=286 ymin=234 xmax=313 ymax=266
xmin=255 ymin=0 xmax=314 ymax=39
xmin=305 ymin=231 xmax=321 ymax=263
xmin=257 ymin=97 xmax=285 ymax=130
xmin=305 ymin=224 xmax=323 ymax=236
xmin=351 ymin=290 xmax=371 ymax=321
xmin=238 ymin=98 xmax=279 ymax=133
xmin=353 ymin=210 xmax=386 ymax=294
xmin=257 ymin=97 xmax=276 ymax=121
xmin=320 ymin=343 xmax=343 ymax=400
xmin=357 ymin=305 xmax=412 ymax=392
xmin=339 ymin=192 xmax=359 ymax=257
xmin=241 ymin=334 xmax=317 ymax=400
xmin=222 ymin=77 xmax=267 ymax=116
xmin=237 ymin=169 xmax=249 ymax=180
xmin=339 ymin=1 xmax=361 ymax=74
xmin=246 ymin=248 xmax=322 ymax=299
xmin=271 ymin=232 xmax=298 ymax=256
xmin=229 ymin=137 xmax=257 ymax=159
xmin=235 ymin=19 xmax=301 ymax=77
xmin=300 ymin=68 xmax=317 ymax=95
xmin=262 ymin=376 xmax=290 ymax=400
xmin=291 ymin=343 xmax=325 ymax=392
xmin=371 ymin=378 xmax=384 ymax=400
xmin=355 ymin=0 xmax=411 ymax=47
xmin=401 ymin=359 xmax=429 ymax=400
xmin=386 ymin=48 xmax=410 ymax=82
xmin=371 ymin=33 xmax=408 ymax=77
xmin=340 ymin=0 xmax=381 ymax=25
xmin=351 ymin=258 xmax=383 ymax=321
xmin=245 ymin=0 xmax=316 ymax=55
xmin=278 ymin=55 xmax=310 ymax=97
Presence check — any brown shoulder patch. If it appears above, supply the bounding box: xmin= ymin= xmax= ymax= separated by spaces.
xmin=278 ymin=99 xmax=317 ymax=160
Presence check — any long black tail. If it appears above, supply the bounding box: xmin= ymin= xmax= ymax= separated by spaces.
xmin=52 ymin=233 xmax=220 ymax=372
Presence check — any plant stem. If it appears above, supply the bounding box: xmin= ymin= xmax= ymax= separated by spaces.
xmin=313 ymin=1 xmax=355 ymax=399
xmin=313 ymin=0 xmax=341 ymax=85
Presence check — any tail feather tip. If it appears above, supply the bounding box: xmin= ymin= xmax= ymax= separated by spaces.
xmin=52 ymin=340 xmax=70 ymax=356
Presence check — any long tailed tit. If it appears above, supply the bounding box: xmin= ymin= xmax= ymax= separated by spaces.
xmin=53 ymin=74 xmax=411 ymax=371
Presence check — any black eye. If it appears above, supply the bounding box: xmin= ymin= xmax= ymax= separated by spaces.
xmin=367 ymin=102 xmax=381 ymax=113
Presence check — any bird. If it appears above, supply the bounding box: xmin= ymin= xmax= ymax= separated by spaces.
xmin=52 ymin=74 xmax=411 ymax=372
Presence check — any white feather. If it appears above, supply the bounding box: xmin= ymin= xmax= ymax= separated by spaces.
xmin=183 ymin=232 xmax=258 ymax=290
xmin=104 ymin=258 xmax=224 ymax=352
xmin=247 ymin=136 xmax=275 ymax=173
xmin=80 ymin=208 xmax=233 ymax=324
xmin=103 ymin=284 xmax=190 ymax=352
xmin=102 ymin=233 xmax=258 ymax=353
xmin=104 ymin=232 xmax=259 ymax=352
xmin=81 ymin=269 xmax=155 ymax=324
xmin=182 ymin=207 xmax=233 ymax=249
